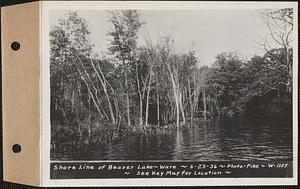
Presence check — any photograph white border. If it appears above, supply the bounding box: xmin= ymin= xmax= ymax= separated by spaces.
xmin=41 ymin=1 xmax=298 ymax=187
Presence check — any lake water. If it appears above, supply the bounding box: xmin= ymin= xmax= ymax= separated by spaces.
xmin=52 ymin=117 xmax=293 ymax=161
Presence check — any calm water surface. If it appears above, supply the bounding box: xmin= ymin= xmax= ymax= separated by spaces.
xmin=53 ymin=117 xmax=293 ymax=161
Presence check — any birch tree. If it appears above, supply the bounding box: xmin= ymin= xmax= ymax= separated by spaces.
xmin=107 ymin=10 xmax=143 ymax=127
xmin=50 ymin=11 xmax=94 ymax=133
xmin=262 ymin=8 xmax=293 ymax=93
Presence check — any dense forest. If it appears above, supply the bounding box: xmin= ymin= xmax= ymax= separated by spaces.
xmin=50 ymin=9 xmax=293 ymax=154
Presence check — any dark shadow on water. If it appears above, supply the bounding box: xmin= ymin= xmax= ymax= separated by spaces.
xmin=51 ymin=116 xmax=293 ymax=161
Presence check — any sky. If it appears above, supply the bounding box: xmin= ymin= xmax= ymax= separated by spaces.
xmin=50 ymin=9 xmax=271 ymax=66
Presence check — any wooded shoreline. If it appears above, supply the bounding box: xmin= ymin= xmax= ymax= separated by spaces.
xmin=50 ymin=9 xmax=293 ymax=156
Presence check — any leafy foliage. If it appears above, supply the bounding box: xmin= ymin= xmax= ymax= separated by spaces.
xmin=50 ymin=10 xmax=293 ymax=155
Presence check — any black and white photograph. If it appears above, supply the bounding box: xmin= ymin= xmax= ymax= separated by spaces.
xmin=44 ymin=1 xmax=297 ymax=184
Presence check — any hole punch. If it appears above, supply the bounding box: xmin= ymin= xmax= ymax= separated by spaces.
xmin=11 ymin=41 xmax=20 ymax=51
xmin=12 ymin=144 xmax=21 ymax=153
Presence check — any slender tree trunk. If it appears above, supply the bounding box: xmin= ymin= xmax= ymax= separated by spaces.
xmin=75 ymin=108 xmax=81 ymax=135
xmin=88 ymin=93 xmax=91 ymax=138
xmin=125 ymin=82 xmax=131 ymax=127
xmin=99 ymin=103 xmax=109 ymax=120
xmin=123 ymin=59 xmax=130 ymax=127
xmin=286 ymin=47 xmax=292 ymax=93
xmin=75 ymin=88 xmax=82 ymax=135
xmin=110 ymin=22 xmax=131 ymax=127
xmin=77 ymin=57 xmax=106 ymax=119
xmin=188 ymin=78 xmax=193 ymax=121
xmin=71 ymin=90 xmax=75 ymax=113
xmin=145 ymin=70 xmax=152 ymax=126
xmin=175 ymin=93 xmax=180 ymax=127
xmin=114 ymin=98 xmax=119 ymax=124
xmin=193 ymin=72 xmax=197 ymax=118
xmin=179 ymin=91 xmax=185 ymax=124
xmin=156 ymin=81 xmax=160 ymax=126
xmin=77 ymin=68 xmax=103 ymax=119
xmin=202 ymin=88 xmax=207 ymax=121
xmin=167 ymin=64 xmax=180 ymax=127
xmin=139 ymin=98 xmax=143 ymax=126
xmin=97 ymin=64 xmax=119 ymax=124
xmin=135 ymin=62 xmax=143 ymax=126
xmin=90 ymin=59 xmax=116 ymax=124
